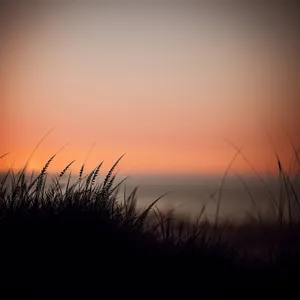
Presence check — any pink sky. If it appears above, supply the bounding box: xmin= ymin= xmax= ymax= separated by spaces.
xmin=1 ymin=3 xmax=299 ymax=175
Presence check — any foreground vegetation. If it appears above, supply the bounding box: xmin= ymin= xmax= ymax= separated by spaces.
xmin=0 ymin=145 xmax=299 ymax=294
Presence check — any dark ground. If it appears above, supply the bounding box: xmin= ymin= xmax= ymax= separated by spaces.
xmin=0 ymin=208 xmax=299 ymax=299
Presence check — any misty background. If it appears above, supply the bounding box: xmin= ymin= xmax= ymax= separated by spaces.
xmin=1 ymin=1 xmax=299 ymax=222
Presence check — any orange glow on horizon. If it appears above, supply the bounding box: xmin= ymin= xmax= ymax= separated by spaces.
xmin=0 ymin=131 xmax=297 ymax=177
xmin=1 ymin=4 xmax=299 ymax=177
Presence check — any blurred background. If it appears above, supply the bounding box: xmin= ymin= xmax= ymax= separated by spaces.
xmin=1 ymin=1 xmax=299 ymax=221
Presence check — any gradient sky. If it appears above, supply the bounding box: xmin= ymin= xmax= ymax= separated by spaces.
xmin=1 ymin=2 xmax=299 ymax=175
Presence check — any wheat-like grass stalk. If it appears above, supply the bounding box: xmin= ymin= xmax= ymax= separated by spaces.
xmin=79 ymin=163 xmax=85 ymax=180
xmin=102 ymin=154 xmax=125 ymax=189
xmin=21 ymin=128 xmax=54 ymax=174
xmin=59 ymin=160 xmax=76 ymax=179
xmin=36 ymin=154 xmax=56 ymax=193
xmin=91 ymin=162 xmax=103 ymax=187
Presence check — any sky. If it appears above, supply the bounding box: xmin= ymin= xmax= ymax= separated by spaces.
xmin=1 ymin=1 xmax=299 ymax=176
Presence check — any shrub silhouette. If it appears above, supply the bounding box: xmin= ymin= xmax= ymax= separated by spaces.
xmin=0 ymin=148 xmax=299 ymax=294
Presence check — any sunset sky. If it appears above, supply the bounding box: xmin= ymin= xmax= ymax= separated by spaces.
xmin=1 ymin=2 xmax=299 ymax=175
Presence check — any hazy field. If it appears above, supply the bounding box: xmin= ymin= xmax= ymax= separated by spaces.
xmin=2 ymin=171 xmax=298 ymax=223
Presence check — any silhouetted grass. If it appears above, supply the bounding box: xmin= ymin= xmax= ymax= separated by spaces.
xmin=0 ymin=144 xmax=299 ymax=295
